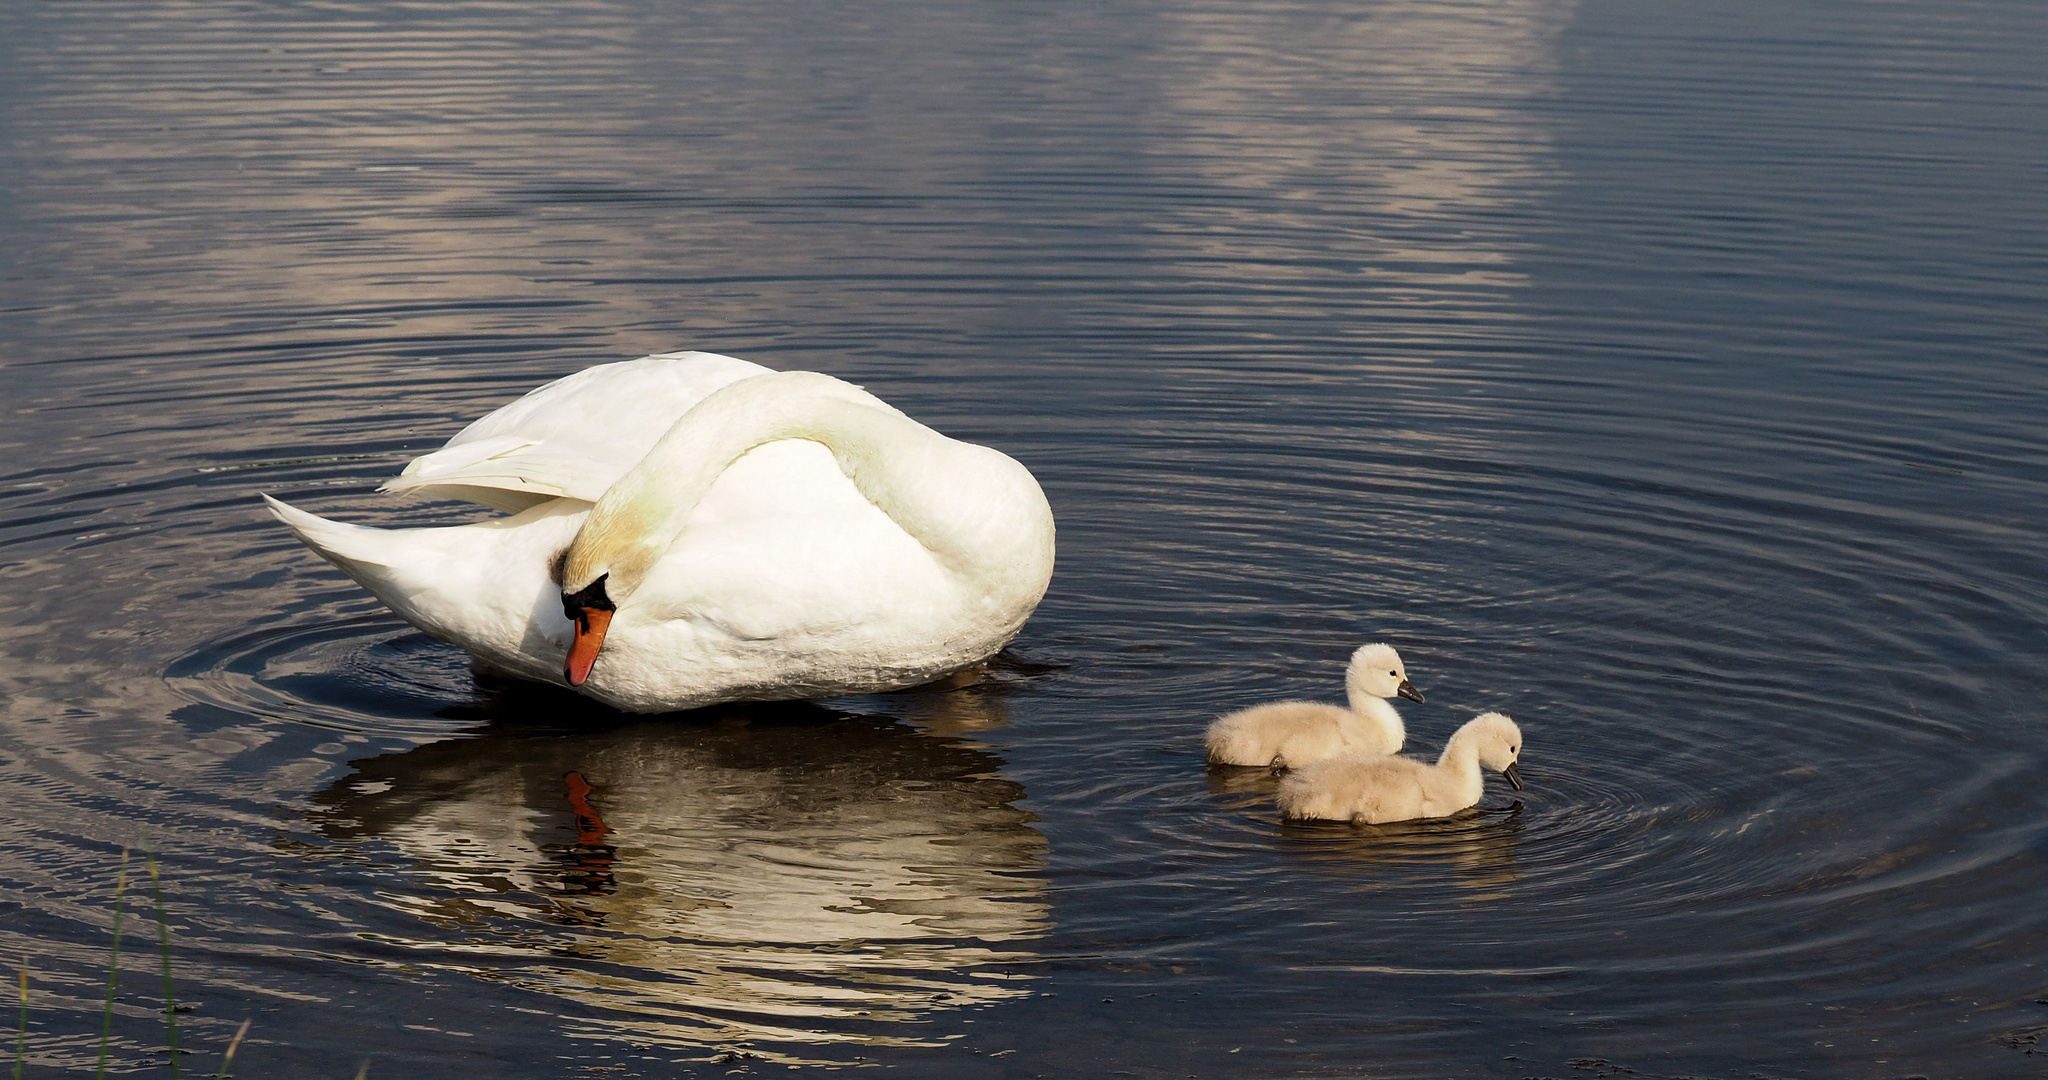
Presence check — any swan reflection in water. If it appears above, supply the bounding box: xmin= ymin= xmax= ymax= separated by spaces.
xmin=309 ymin=677 xmax=1048 ymax=1060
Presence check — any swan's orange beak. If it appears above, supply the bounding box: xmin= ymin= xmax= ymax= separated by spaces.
xmin=565 ymin=607 xmax=613 ymax=686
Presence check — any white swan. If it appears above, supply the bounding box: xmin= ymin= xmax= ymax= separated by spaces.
xmin=1204 ymin=643 xmax=1421 ymax=768
xmin=1276 ymin=712 xmax=1524 ymax=825
xmin=265 ymin=351 xmax=1056 ymax=713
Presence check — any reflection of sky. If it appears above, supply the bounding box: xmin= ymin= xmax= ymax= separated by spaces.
xmin=3 ymin=0 xmax=1576 ymax=376
xmin=311 ymin=700 xmax=1048 ymax=1060
xmin=1153 ymin=2 xmax=1575 ymax=296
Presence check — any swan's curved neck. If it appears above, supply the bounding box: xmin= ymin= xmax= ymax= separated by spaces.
xmin=1348 ymin=692 xmax=1405 ymax=743
xmin=562 ymin=372 xmax=1032 ymax=599
xmin=1436 ymin=729 xmax=1483 ymax=773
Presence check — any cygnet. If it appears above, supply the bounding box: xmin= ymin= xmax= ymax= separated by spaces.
xmin=1276 ymin=711 xmax=1524 ymax=825
xmin=1205 ymin=643 xmax=1423 ymax=769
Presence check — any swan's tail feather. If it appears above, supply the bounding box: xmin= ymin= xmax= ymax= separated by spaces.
xmin=265 ymin=494 xmax=385 ymax=565
xmin=262 ymin=495 xmax=431 ymax=622
xmin=262 ymin=494 xmax=586 ymax=682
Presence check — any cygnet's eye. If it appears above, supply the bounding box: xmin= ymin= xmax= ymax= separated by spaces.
xmin=1389 ymin=670 xmax=1398 ymax=677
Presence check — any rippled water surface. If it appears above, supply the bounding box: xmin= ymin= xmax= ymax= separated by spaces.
xmin=4 ymin=0 xmax=2047 ymax=1076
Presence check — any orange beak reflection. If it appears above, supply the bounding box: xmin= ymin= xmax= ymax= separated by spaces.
xmin=564 ymin=606 xmax=614 ymax=686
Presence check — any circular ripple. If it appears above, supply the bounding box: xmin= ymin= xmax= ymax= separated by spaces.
xmin=166 ymin=614 xmax=487 ymax=739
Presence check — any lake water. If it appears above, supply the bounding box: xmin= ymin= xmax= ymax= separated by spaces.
xmin=3 ymin=0 xmax=2046 ymax=1076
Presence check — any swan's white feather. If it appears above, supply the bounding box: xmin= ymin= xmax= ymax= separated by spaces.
xmin=381 ymin=351 xmax=771 ymax=506
xmin=269 ymin=355 xmax=1054 ymax=713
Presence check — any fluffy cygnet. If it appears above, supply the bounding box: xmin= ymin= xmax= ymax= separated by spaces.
xmin=1205 ymin=643 xmax=1424 ymax=769
xmin=1276 ymin=711 xmax=1524 ymax=825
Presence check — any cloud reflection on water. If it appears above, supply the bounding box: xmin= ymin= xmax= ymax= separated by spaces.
xmin=6 ymin=0 xmax=1576 ymax=381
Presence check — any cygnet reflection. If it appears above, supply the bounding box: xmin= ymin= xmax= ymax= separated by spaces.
xmin=310 ymin=685 xmax=1048 ymax=1059
xmin=1280 ymin=808 xmax=1525 ymax=901
xmin=1205 ymin=771 xmax=1523 ymax=898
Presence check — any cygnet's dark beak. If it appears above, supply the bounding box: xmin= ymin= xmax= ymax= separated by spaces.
xmin=1396 ymin=680 xmax=1425 ymax=704
xmin=1502 ymin=761 xmax=1525 ymax=791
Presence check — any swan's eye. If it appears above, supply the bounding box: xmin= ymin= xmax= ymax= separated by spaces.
xmin=1389 ymin=670 xmax=1398 ymax=677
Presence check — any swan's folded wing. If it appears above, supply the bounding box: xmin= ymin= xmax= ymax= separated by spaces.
xmin=381 ymin=435 xmax=608 ymax=510
xmin=382 ymin=351 xmax=771 ymax=509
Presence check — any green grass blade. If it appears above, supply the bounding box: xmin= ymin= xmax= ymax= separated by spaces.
xmin=13 ymin=960 xmax=27 ymax=1080
xmin=215 ymin=1018 xmax=249 ymax=1080
xmin=95 ymin=849 xmax=128 ymax=1080
xmin=145 ymin=838 xmax=180 ymax=1079
xmin=144 ymin=844 xmax=180 ymax=1080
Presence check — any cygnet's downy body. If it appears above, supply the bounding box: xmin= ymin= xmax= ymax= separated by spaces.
xmin=1205 ymin=643 xmax=1424 ymax=769
xmin=1277 ymin=712 xmax=1524 ymax=825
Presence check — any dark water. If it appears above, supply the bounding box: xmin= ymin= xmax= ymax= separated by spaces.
xmin=3 ymin=0 xmax=2046 ymax=1076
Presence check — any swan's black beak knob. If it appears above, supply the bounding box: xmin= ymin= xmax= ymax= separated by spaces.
xmin=1502 ymin=761 xmax=1525 ymax=791
xmin=562 ymin=574 xmax=615 ymax=687
xmin=1396 ymin=680 xmax=1425 ymax=704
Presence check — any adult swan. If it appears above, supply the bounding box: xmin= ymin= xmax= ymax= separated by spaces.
xmin=264 ymin=352 xmax=1056 ymax=713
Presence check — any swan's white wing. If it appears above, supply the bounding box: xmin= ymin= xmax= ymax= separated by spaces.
xmin=382 ymin=351 xmax=771 ymax=508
